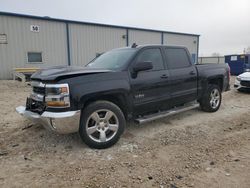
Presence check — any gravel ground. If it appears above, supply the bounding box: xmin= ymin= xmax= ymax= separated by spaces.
xmin=0 ymin=77 xmax=250 ymax=188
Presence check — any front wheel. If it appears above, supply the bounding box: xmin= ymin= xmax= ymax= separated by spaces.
xmin=79 ymin=101 xmax=125 ymax=149
xmin=200 ymin=84 xmax=222 ymax=112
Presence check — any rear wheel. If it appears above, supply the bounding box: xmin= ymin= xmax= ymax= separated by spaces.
xmin=79 ymin=101 xmax=125 ymax=149
xmin=200 ymin=84 xmax=222 ymax=112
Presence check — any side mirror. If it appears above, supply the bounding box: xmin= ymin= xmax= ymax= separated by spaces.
xmin=133 ymin=61 xmax=153 ymax=73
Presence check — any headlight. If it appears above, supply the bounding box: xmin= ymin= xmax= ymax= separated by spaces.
xmin=244 ymin=68 xmax=250 ymax=72
xmin=45 ymin=84 xmax=70 ymax=108
xmin=46 ymin=87 xmax=68 ymax=95
xmin=236 ymin=76 xmax=241 ymax=81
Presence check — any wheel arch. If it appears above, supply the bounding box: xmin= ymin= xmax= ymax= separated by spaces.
xmin=207 ymin=76 xmax=223 ymax=91
xmin=79 ymin=92 xmax=131 ymax=120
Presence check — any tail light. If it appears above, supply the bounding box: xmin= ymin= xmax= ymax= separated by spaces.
xmin=228 ymin=65 xmax=230 ymax=82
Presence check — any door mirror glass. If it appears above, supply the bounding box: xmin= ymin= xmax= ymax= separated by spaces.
xmin=133 ymin=61 xmax=153 ymax=72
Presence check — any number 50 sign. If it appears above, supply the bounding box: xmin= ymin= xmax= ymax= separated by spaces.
xmin=30 ymin=25 xmax=40 ymax=32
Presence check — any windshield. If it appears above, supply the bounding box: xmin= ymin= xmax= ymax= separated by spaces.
xmin=86 ymin=48 xmax=137 ymax=70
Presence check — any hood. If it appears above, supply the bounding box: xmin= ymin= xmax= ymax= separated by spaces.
xmin=31 ymin=65 xmax=112 ymax=81
xmin=238 ymin=72 xmax=250 ymax=81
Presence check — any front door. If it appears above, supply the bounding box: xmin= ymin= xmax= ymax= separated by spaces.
xmin=129 ymin=47 xmax=171 ymax=115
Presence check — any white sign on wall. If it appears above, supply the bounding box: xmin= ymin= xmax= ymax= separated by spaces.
xmin=0 ymin=34 xmax=7 ymax=44
xmin=230 ymin=56 xmax=237 ymax=61
xmin=30 ymin=25 xmax=40 ymax=32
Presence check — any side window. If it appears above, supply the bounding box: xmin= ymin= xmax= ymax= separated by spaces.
xmin=27 ymin=52 xmax=43 ymax=63
xmin=165 ymin=48 xmax=191 ymax=69
xmin=136 ymin=48 xmax=164 ymax=71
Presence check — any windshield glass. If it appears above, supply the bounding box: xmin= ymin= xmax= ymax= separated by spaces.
xmin=86 ymin=49 xmax=137 ymax=70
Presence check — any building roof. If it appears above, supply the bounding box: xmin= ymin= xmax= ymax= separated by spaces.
xmin=0 ymin=11 xmax=200 ymax=37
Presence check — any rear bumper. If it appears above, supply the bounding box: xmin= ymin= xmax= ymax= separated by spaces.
xmin=16 ymin=106 xmax=80 ymax=134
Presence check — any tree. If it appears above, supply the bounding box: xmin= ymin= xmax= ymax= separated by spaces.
xmin=245 ymin=46 xmax=250 ymax=54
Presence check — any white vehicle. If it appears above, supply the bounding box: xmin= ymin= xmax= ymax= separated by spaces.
xmin=234 ymin=72 xmax=250 ymax=90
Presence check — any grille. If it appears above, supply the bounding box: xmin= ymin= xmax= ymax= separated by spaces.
xmin=26 ymin=97 xmax=45 ymax=114
xmin=33 ymin=86 xmax=45 ymax=95
xmin=241 ymin=81 xmax=250 ymax=87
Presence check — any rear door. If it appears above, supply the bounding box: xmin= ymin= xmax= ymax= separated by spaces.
xmin=129 ymin=47 xmax=171 ymax=115
xmin=164 ymin=47 xmax=198 ymax=106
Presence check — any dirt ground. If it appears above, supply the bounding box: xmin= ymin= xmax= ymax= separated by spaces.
xmin=0 ymin=77 xmax=250 ymax=188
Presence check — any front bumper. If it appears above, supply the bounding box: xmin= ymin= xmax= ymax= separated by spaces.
xmin=16 ymin=106 xmax=80 ymax=134
xmin=234 ymin=79 xmax=250 ymax=89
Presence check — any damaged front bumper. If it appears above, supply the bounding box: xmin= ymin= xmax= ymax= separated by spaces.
xmin=16 ymin=106 xmax=80 ymax=134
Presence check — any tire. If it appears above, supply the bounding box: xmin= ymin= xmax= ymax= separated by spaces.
xmin=237 ymin=88 xmax=243 ymax=92
xmin=200 ymin=84 xmax=222 ymax=112
xmin=79 ymin=100 xmax=125 ymax=149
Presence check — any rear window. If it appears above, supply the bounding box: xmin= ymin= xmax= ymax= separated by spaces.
xmin=165 ymin=48 xmax=190 ymax=69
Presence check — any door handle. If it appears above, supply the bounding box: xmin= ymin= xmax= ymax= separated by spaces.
xmin=189 ymin=71 xmax=196 ymax=75
xmin=161 ymin=74 xmax=168 ymax=79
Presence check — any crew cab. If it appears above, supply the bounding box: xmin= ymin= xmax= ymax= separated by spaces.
xmin=16 ymin=45 xmax=230 ymax=149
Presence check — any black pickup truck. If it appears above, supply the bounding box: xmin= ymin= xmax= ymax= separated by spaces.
xmin=16 ymin=45 xmax=230 ymax=149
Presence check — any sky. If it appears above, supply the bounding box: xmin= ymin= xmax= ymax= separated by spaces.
xmin=1 ymin=0 xmax=250 ymax=56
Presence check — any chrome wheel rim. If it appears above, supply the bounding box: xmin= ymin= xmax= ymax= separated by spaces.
xmin=210 ymin=89 xmax=220 ymax=109
xmin=86 ymin=109 xmax=119 ymax=143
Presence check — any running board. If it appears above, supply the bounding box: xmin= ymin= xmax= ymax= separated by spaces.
xmin=135 ymin=103 xmax=200 ymax=124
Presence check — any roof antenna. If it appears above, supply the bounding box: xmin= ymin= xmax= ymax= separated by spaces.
xmin=131 ymin=43 xmax=137 ymax=48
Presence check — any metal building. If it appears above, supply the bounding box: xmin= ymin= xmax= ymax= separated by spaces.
xmin=198 ymin=56 xmax=225 ymax=64
xmin=0 ymin=12 xmax=200 ymax=79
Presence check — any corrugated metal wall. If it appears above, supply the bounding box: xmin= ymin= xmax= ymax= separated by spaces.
xmin=69 ymin=24 xmax=126 ymax=66
xmin=0 ymin=16 xmax=68 ymax=79
xmin=0 ymin=14 xmax=199 ymax=79
xmin=163 ymin=33 xmax=198 ymax=63
xmin=128 ymin=30 xmax=161 ymax=45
